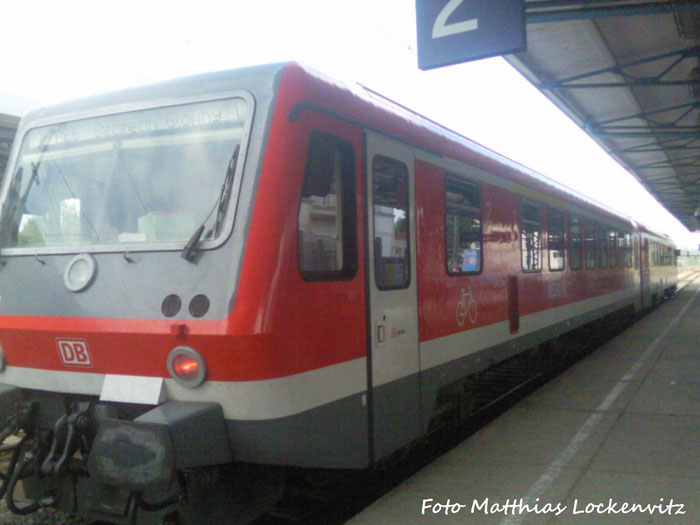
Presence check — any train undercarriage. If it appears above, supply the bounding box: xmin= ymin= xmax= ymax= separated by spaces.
xmin=0 ymin=391 xmax=284 ymax=524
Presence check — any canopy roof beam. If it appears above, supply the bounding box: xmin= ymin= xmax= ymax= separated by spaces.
xmin=539 ymin=46 xmax=700 ymax=89
xmin=526 ymin=0 xmax=700 ymax=23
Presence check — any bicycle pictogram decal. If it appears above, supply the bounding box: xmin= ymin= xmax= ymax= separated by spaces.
xmin=456 ymin=286 xmax=478 ymax=326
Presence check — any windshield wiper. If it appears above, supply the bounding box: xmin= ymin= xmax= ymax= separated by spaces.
xmin=181 ymin=144 xmax=240 ymax=262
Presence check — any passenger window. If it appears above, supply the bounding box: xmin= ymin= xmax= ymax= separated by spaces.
xmin=644 ymin=239 xmax=649 ymax=268
xmin=618 ymin=232 xmax=626 ymax=268
xmin=298 ymin=131 xmax=356 ymax=280
xmin=373 ymin=155 xmax=410 ymax=290
xmin=598 ymin=226 xmax=608 ymax=269
xmin=445 ymin=177 xmax=482 ymax=275
xmin=609 ymin=230 xmax=617 ymax=268
xmin=584 ymin=220 xmax=596 ymax=269
xmin=548 ymin=208 xmax=565 ymax=271
xmin=569 ymin=217 xmax=582 ymax=270
xmin=633 ymin=236 xmax=639 ymax=269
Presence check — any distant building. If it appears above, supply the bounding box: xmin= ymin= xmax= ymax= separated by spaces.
xmin=1 ymin=112 xmax=20 ymax=177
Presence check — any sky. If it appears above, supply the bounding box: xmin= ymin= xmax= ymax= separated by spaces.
xmin=1 ymin=0 xmax=698 ymax=250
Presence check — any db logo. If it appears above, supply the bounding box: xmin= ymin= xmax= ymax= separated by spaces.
xmin=56 ymin=339 xmax=92 ymax=367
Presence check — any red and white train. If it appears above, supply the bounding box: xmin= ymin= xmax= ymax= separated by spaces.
xmin=0 ymin=63 xmax=677 ymax=523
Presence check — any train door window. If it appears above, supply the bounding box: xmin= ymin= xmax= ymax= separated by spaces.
xmin=569 ymin=217 xmax=582 ymax=270
xmin=625 ymin=233 xmax=633 ymax=267
xmin=373 ymin=155 xmax=410 ymax=290
xmin=521 ymin=200 xmax=541 ymax=272
xmin=633 ymin=236 xmax=639 ymax=269
xmin=584 ymin=220 xmax=596 ymax=269
xmin=598 ymin=226 xmax=608 ymax=268
xmin=548 ymin=208 xmax=564 ymax=271
xmin=608 ymin=230 xmax=617 ymax=268
xmin=445 ymin=177 xmax=482 ymax=275
xmin=298 ymin=131 xmax=357 ymax=281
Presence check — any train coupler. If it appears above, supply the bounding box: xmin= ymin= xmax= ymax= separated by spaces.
xmin=41 ymin=401 xmax=93 ymax=475
xmin=88 ymin=402 xmax=231 ymax=493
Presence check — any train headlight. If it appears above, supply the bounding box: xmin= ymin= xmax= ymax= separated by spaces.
xmin=167 ymin=346 xmax=206 ymax=388
xmin=63 ymin=253 xmax=97 ymax=292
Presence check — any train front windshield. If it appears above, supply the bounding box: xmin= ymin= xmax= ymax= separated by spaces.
xmin=0 ymin=97 xmax=249 ymax=251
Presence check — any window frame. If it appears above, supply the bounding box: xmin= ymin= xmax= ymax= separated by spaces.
xmin=608 ymin=229 xmax=618 ymax=268
xmin=584 ymin=219 xmax=597 ymax=270
xmin=372 ymin=154 xmax=411 ymax=291
xmin=445 ymin=175 xmax=483 ymax=276
xmin=297 ymin=130 xmax=358 ymax=282
xmin=568 ymin=215 xmax=582 ymax=271
xmin=547 ymin=207 xmax=565 ymax=272
xmin=597 ymin=226 xmax=608 ymax=269
xmin=520 ymin=199 xmax=542 ymax=273
xmin=1 ymin=91 xmax=256 ymax=257
xmin=625 ymin=232 xmax=633 ymax=267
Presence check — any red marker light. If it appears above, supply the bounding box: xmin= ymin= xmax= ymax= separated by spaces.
xmin=172 ymin=354 xmax=199 ymax=381
xmin=167 ymin=346 xmax=207 ymax=388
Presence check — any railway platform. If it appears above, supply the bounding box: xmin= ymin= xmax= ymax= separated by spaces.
xmin=348 ymin=269 xmax=700 ymax=525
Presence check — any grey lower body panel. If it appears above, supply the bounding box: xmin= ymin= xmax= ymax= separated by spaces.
xmin=419 ymin=297 xmax=635 ymax=434
xmin=226 ymin=391 xmax=369 ymax=469
xmin=224 ymin=297 xmax=635 ymax=468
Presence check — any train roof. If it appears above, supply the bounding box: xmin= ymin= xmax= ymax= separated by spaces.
xmin=15 ymin=62 xmax=667 ymax=239
xmin=632 ymin=221 xmax=672 ymax=243
xmin=279 ymin=64 xmax=638 ymax=229
xmin=18 ymin=62 xmax=285 ymax=124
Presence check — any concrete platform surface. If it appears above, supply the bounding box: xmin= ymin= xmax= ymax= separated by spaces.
xmin=348 ymin=274 xmax=700 ymax=525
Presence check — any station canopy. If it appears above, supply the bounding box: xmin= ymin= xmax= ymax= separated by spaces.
xmin=502 ymin=0 xmax=700 ymax=232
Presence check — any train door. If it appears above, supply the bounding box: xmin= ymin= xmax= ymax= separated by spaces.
xmin=365 ymin=131 xmax=421 ymax=461
xmin=640 ymin=237 xmax=651 ymax=308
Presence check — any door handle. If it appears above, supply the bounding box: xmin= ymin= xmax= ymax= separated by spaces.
xmin=377 ymin=324 xmax=385 ymax=343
